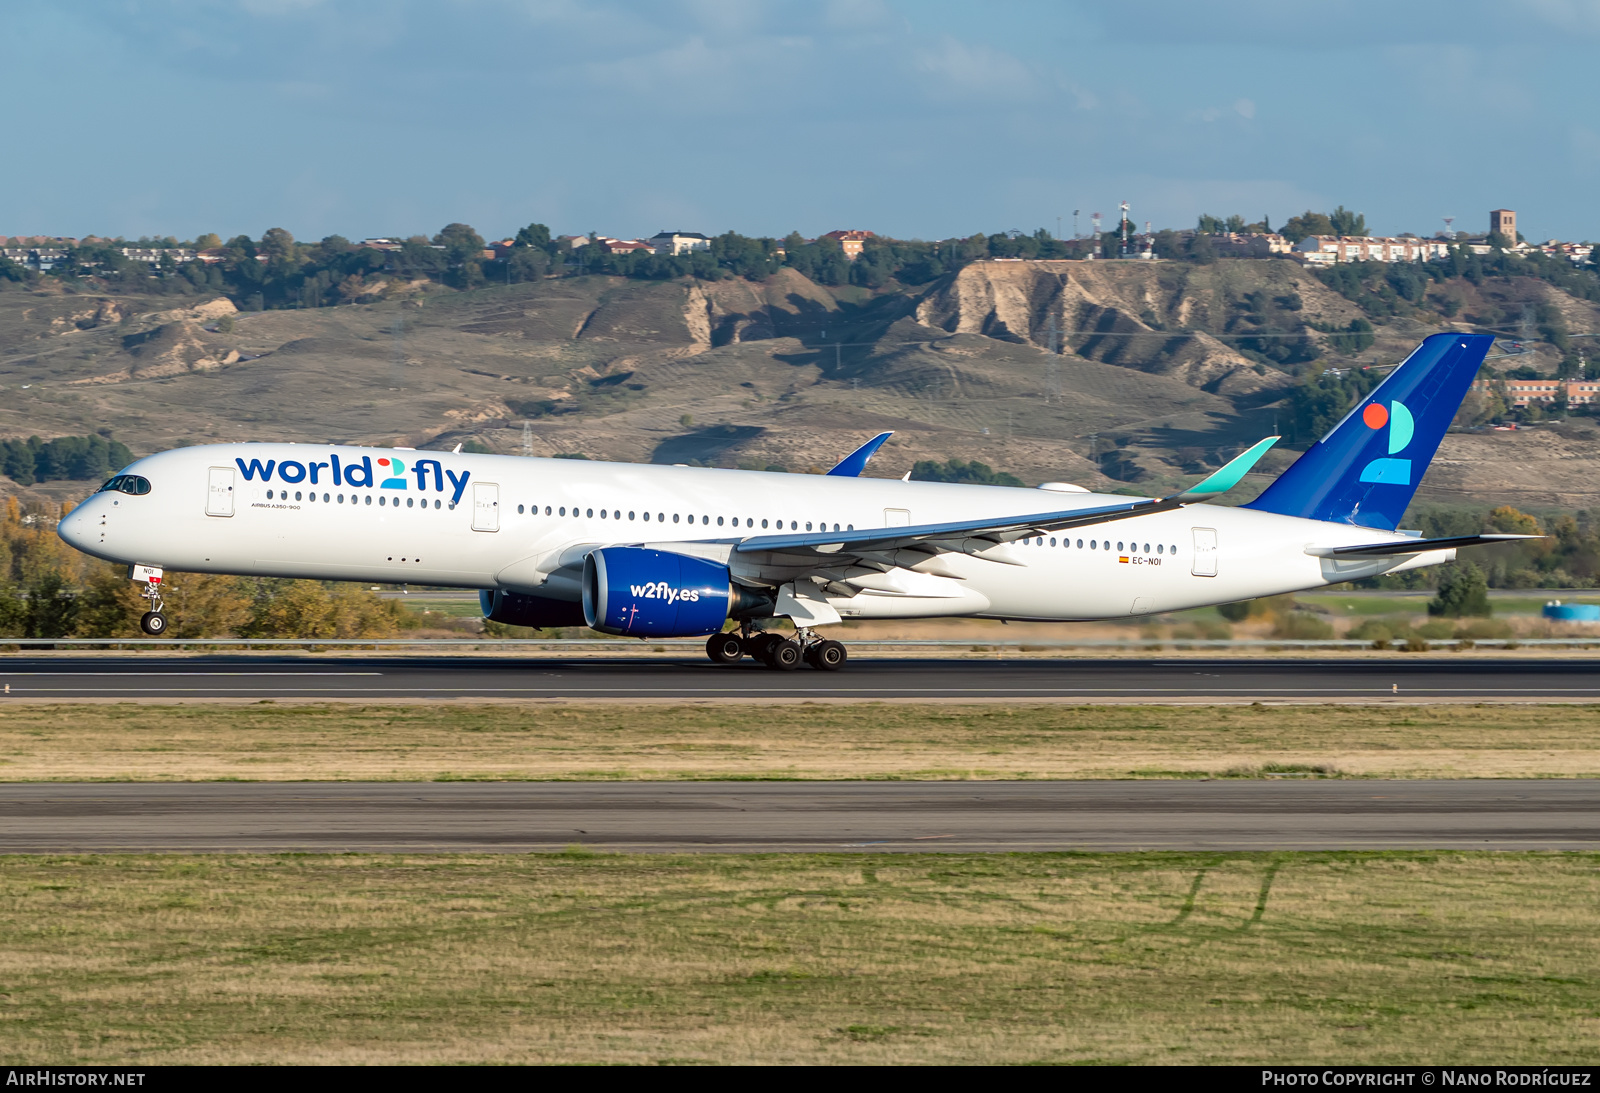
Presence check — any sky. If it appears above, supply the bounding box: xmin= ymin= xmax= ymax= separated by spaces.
xmin=5 ymin=0 xmax=1600 ymax=244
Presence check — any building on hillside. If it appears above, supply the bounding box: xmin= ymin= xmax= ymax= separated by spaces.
xmin=1491 ymin=209 xmax=1517 ymax=240
xmin=821 ymin=229 xmax=875 ymax=260
xmin=1294 ymin=235 xmax=1451 ymax=266
xmin=117 ymin=247 xmax=196 ymax=268
xmin=599 ymin=238 xmax=655 ymax=255
xmin=1472 ymin=377 xmax=1600 ymax=407
xmin=358 ymin=238 xmax=404 ymax=252
xmin=648 ymin=231 xmax=711 ymax=256
xmin=1208 ymin=232 xmax=1294 ymax=257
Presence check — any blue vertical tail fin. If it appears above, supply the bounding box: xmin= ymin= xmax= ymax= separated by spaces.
xmin=1245 ymin=332 xmax=1494 ymax=529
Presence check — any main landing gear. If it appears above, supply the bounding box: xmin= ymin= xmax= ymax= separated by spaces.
xmin=704 ymin=626 xmax=848 ymax=672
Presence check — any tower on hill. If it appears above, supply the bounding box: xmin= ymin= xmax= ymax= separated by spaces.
xmin=1490 ymin=208 xmax=1516 ymax=240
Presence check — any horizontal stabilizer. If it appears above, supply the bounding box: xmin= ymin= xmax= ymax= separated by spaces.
xmin=1305 ymin=534 xmax=1540 ymax=558
xmin=826 ymin=432 xmax=893 ymax=477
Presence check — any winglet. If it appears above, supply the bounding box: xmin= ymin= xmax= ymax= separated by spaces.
xmin=1177 ymin=437 xmax=1279 ymax=501
xmin=826 ymin=431 xmax=893 ymax=477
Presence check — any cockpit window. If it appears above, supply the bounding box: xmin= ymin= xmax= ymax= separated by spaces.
xmin=98 ymin=475 xmax=151 ymax=496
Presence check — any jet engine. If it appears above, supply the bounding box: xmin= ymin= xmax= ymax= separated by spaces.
xmin=582 ymin=547 xmax=772 ymax=636
xmin=479 ymin=589 xmax=587 ymax=629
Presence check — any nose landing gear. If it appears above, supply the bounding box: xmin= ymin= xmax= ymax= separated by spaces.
xmin=129 ymin=564 xmax=167 ymax=636
xmin=702 ymin=625 xmax=847 ymax=671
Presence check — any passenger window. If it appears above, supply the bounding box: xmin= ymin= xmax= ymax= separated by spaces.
xmin=600 ymin=509 xmax=607 ymax=519
xmin=1171 ymin=544 xmax=1177 ymax=554
xmin=323 ymin=493 xmax=329 ymax=503
xmin=1090 ymin=540 xmax=1096 ymax=549
xmin=847 ymin=524 xmax=853 ymax=531
xmin=1049 ymin=538 xmax=1056 ymax=547
xmin=517 ymin=504 xmax=523 ymax=514
xmin=365 ymin=496 xmax=372 ymax=506
xmin=642 ymin=511 xmax=650 ymax=521
xmin=1143 ymin=543 xmax=1149 ymax=553
xmin=559 ymin=507 xmax=566 ymax=516
xmin=702 ymin=515 xmax=709 ymax=525
xmin=1076 ymin=539 xmax=1083 ymax=548
xmin=761 ymin=519 xmax=768 ymax=528
xmin=657 ymin=513 xmax=664 ymax=522
xmin=545 ymin=506 xmax=551 ymax=515
xmin=717 ymin=516 xmax=724 ymax=526
xmin=586 ymin=508 xmax=593 ymax=518
xmin=1116 ymin=541 xmax=1123 ymax=551
xmin=791 ymin=521 xmax=797 ymax=530
xmin=629 ymin=511 xmax=635 ymax=520
xmin=673 ymin=514 xmax=680 ymax=523
xmin=805 ymin=522 xmax=812 ymax=531
xmin=380 ymin=496 xmax=387 ymax=506
xmin=337 ymin=493 xmax=344 ymax=503
xmin=1157 ymin=544 xmax=1164 ymax=554
xmin=295 ymin=491 xmax=303 ymax=501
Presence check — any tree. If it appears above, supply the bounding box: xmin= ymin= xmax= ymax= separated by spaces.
xmin=1428 ymin=562 xmax=1491 ymax=618
xmin=1280 ymin=211 xmax=1337 ymax=243
xmin=259 ymin=227 xmax=296 ymax=265
xmin=1328 ymin=206 xmax=1367 ymax=237
xmin=514 ymin=223 xmax=553 ymax=251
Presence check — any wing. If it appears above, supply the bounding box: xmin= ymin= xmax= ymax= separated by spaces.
xmin=735 ymin=436 xmax=1280 ymax=566
xmin=1305 ymin=533 xmax=1540 ymax=558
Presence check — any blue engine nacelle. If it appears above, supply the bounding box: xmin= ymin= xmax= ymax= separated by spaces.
xmin=480 ymin=589 xmax=586 ymax=629
xmin=583 ymin=547 xmax=740 ymax=637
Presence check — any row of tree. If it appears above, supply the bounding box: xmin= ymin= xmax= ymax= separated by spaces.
xmin=0 ymin=498 xmax=418 ymax=639
xmin=11 ymin=213 xmax=1421 ymax=308
xmin=0 ymin=435 xmax=134 ymax=486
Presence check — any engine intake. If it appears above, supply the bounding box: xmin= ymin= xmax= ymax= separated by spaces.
xmin=583 ymin=547 xmax=767 ymax=637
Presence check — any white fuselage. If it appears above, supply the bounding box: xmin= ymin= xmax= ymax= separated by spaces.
xmin=58 ymin=443 xmax=1444 ymax=621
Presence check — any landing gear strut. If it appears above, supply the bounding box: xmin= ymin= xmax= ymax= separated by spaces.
xmin=130 ymin=565 xmax=167 ymax=636
xmin=702 ymin=624 xmax=847 ymax=671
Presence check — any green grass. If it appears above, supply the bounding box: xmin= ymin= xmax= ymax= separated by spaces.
xmin=0 ymin=851 xmax=1595 ymax=1064
xmin=4 ymin=702 xmax=1600 ymax=781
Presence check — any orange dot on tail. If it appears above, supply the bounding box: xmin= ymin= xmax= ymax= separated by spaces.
xmin=1362 ymin=403 xmax=1389 ymax=429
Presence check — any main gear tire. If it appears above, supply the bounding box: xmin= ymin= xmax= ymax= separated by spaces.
xmin=807 ymin=639 xmax=847 ymax=671
xmin=706 ymin=632 xmax=744 ymax=664
xmin=767 ymin=639 xmax=803 ymax=671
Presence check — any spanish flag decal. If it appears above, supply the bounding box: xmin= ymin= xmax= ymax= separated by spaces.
xmin=1119 ymin=555 xmax=1130 ymax=563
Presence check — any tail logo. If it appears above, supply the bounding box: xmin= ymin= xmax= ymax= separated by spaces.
xmin=1358 ymin=400 xmax=1414 ymax=485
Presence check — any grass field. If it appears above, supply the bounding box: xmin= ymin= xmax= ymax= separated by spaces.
xmin=1 ymin=702 xmax=1598 ymax=781
xmin=0 ymin=851 xmax=1594 ymax=1064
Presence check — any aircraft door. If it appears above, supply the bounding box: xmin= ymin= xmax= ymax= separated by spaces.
xmin=884 ymin=508 xmax=911 ymax=527
xmin=206 ymin=466 xmax=235 ymax=517
xmin=472 ymin=482 xmax=500 ymax=532
xmin=1191 ymin=527 xmax=1218 ymax=577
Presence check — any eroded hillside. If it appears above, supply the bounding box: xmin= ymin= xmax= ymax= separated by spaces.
xmin=3 ymin=259 xmax=1599 ymax=512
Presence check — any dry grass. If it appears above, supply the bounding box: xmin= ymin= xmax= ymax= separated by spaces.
xmin=1 ymin=703 xmax=1600 ymax=781
xmin=0 ymin=852 xmax=1595 ymax=1064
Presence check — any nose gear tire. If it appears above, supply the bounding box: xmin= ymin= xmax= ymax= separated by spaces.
xmin=139 ymin=611 xmax=167 ymax=636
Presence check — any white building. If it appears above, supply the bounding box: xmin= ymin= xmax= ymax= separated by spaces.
xmin=1294 ymin=235 xmax=1452 ymax=266
xmin=648 ymin=231 xmax=711 ymax=256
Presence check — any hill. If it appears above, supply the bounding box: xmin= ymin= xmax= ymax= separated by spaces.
xmin=3 ymin=258 xmax=1599 ymax=511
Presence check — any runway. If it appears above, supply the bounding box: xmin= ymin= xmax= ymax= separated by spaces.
xmin=5 ymin=654 xmax=1600 ymax=701
xmin=1 ymin=780 xmax=1594 ymax=852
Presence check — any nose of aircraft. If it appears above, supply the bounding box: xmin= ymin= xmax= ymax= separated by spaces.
xmin=57 ymin=502 xmax=93 ymax=551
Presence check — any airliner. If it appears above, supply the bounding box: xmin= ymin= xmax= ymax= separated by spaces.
xmin=57 ymin=333 xmax=1529 ymax=670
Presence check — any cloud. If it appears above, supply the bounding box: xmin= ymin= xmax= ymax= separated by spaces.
xmin=1234 ymin=97 xmax=1255 ymax=119
xmin=911 ymin=36 xmax=1039 ymax=99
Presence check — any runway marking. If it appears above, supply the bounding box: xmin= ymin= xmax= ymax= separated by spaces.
xmin=0 ymin=672 xmax=383 ymax=677
xmin=10 ymin=685 xmax=1600 ymax=695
